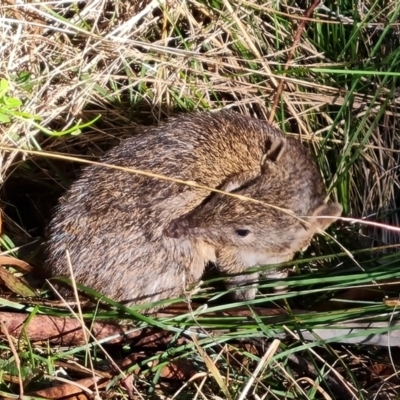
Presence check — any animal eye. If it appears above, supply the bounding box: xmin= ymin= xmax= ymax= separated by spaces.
xmin=235 ymin=229 xmax=250 ymax=237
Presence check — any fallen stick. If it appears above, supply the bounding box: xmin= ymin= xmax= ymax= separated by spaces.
xmin=0 ymin=306 xmax=399 ymax=346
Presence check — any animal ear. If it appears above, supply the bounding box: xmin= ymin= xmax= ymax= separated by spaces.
xmin=219 ymin=169 xmax=260 ymax=192
xmin=165 ymin=168 xmax=263 ymax=239
xmin=265 ymin=137 xmax=287 ymax=162
xmin=261 ymin=137 xmax=286 ymax=174
xmin=311 ymin=202 xmax=342 ymax=231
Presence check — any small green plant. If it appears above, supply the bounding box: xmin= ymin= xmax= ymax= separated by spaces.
xmin=0 ymin=78 xmax=100 ymax=136
xmin=0 ymin=78 xmax=42 ymax=124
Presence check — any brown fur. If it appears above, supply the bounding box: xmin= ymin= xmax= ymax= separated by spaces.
xmin=166 ymin=137 xmax=342 ymax=299
xmin=44 ymin=111 xmax=341 ymax=305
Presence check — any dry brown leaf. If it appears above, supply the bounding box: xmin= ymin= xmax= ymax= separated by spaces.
xmin=0 ymin=267 xmax=36 ymax=297
xmin=27 ymin=376 xmax=108 ymax=399
xmin=0 ymin=256 xmax=33 ymax=273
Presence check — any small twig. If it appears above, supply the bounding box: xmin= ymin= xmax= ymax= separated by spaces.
xmin=269 ymin=0 xmax=322 ymax=123
xmin=1 ymin=320 xmax=24 ymax=397
xmin=65 ymin=250 xmax=101 ymax=400
xmin=238 ymin=339 xmax=280 ymax=400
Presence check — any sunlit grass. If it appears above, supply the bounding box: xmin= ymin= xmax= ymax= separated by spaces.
xmin=0 ymin=0 xmax=399 ymax=398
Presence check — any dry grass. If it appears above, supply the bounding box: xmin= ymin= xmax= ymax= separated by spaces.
xmin=0 ymin=0 xmax=400 ymax=399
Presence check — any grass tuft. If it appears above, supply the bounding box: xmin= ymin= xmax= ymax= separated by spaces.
xmin=0 ymin=0 xmax=399 ymax=398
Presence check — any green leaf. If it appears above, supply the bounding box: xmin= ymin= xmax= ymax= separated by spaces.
xmin=0 ymin=78 xmax=8 ymax=96
xmin=34 ymin=114 xmax=101 ymax=137
xmin=0 ymin=113 xmax=10 ymax=123
xmin=4 ymin=97 xmax=22 ymax=108
xmin=13 ymin=111 xmax=42 ymax=120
